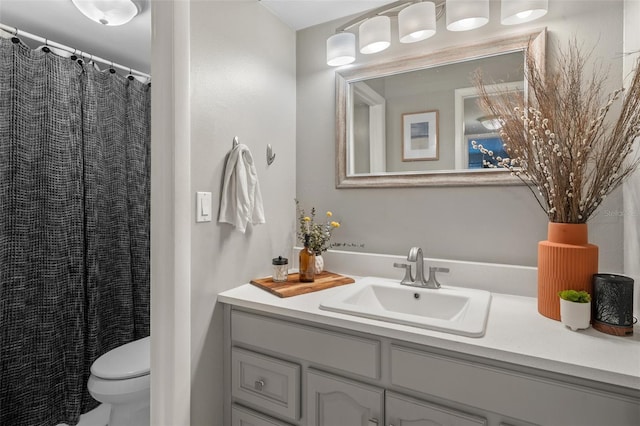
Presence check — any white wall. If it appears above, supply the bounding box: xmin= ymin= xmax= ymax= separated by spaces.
xmin=189 ymin=1 xmax=296 ymax=424
xmin=297 ymin=0 xmax=626 ymax=270
xmin=151 ymin=1 xmax=194 ymax=424
xmin=152 ymin=1 xmax=296 ymax=424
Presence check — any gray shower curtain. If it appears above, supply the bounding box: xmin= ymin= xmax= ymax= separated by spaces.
xmin=0 ymin=37 xmax=150 ymax=426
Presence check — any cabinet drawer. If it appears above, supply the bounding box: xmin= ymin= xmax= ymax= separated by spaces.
xmin=232 ymin=347 xmax=301 ymax=421
xmin=232 ymin=309 xmax=380 ymax=379
xmin=232 ymin=404 xmax=294 ymax=426
xmin=390 ymin=344 xmax=640 ymax=426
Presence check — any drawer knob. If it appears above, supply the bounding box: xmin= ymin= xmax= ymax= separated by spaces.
xmin=254 ymin=379 xmax=265 ymax=391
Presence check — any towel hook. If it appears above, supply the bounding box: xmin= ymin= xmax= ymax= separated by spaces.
xmin=233 ymin=136 xmax=239 ymax=148
xmin=267 ymin=144 xmax=276 ymax=165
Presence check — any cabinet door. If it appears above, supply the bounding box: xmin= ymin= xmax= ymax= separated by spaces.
xmin=386 ymin=392 xmax=486 ymax=426
xmin=306 ymin=369 xmax=384 ymax=426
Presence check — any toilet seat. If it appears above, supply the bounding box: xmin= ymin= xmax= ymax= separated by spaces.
xmin=91 ymin=336 xmax=150 ymax=380
xmin=88 ymin=373 xmax=150 ymax=405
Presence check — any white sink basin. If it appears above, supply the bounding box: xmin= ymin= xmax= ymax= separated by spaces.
xmin=319 ymin=277 xmax=492 ymax=337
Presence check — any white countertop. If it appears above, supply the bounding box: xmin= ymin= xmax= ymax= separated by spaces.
xmin=219 ymin=276 xmax=640 ymax=392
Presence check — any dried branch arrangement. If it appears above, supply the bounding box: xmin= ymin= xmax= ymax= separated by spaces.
xmin=473 ymin=40 xmax=640 ymax=223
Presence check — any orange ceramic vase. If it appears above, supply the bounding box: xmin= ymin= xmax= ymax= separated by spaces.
xmin=537 ymin=222 xmax=598 ymax=320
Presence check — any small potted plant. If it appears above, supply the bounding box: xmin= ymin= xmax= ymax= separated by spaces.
xmin=558 ymin=290 xmax=591 ymax=331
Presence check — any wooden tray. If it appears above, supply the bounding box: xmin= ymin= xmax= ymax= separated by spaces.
xmin=250 ymin=271 xmax=355 ymax=298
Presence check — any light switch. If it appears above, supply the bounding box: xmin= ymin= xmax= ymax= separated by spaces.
xmin=196 ymin=192 xmax=212 ymax=222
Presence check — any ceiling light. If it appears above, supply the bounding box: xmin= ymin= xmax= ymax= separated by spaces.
xmin=359 ymin=15 xmax=391 ymax=54
xmin=327 ymin=32 xmax=356 ymax=66
xmin=446 ymin=0 xmax=490 ymax=31
xmin=501 ymin=0 xmax=548 ymax=25
xmin=398 ymin=2 xmax=437 ymax=44
xmin=478 ymin=115 xmax=504 ymax=131
xmin=71 ymin=0 xmax=142 ymax=26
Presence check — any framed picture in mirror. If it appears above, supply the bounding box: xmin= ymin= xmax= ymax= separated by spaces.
xmin=402 ymin=110 xmax=439 ymax=161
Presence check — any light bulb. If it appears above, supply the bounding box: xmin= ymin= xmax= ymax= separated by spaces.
xmin=517 ymin=10 xmax=533 ymax=19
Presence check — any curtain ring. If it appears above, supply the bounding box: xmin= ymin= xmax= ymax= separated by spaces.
xmin=11 ymin=28 xmax=20 ymax=44
xmin=71 ymin=48 xmax=78 ymax=61
xmin=109 ymin=61 xmax=116 ymax=74
xmin=42 ymin=39 xmax=50 ymax=53
xmin=10 ymin=28 xmax=19 ymax=45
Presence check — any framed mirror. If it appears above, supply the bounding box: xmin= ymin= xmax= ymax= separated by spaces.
xmin=336 ymin=28 xmax=546 ymax=188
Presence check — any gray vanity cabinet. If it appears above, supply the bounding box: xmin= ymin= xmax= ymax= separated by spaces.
xmin=225 ymin=306 xmax=640 ymax=426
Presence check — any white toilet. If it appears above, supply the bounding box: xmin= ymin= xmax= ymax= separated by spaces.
xmin=87 ymin=336 xmax=150 ymax=426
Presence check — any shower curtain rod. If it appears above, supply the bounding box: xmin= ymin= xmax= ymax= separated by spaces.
xmin=0 ymin=22 xmax=151 ymax=81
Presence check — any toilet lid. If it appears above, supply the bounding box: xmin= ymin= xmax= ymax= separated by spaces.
xmin=91 ymin=336 xmax=150 ymax=380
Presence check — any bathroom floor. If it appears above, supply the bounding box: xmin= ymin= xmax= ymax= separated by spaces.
xmin=58 ymin=404 xmax=110 ymax=426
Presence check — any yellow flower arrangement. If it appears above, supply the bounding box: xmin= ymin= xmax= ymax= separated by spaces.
xmin=296 ymin=200 xmax=341 ymax=254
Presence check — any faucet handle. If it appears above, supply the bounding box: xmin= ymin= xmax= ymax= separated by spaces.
xmin=426 ymin=266 xmax=449 ymax=288
xmin=393 ymin=262 xmax=414 ymax=285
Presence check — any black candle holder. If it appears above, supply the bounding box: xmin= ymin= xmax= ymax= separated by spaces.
xmin=592 ymin=274 xmax=635 ymax=336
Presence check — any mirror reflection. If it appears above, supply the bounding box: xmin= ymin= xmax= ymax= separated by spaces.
xmin=352 ymin=52 xmax=524 ymax=174
xmin=454 ymin=79 xmax=524 ymax=170
xmin=336 ymin=29 xmax=546 ymax=187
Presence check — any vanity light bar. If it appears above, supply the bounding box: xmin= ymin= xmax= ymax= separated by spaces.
xmin=327 ymin=0 xmax=548 ymax=66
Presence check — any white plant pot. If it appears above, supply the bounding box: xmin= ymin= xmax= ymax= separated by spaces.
xmin=559 ymin=299 xmax=591 ymax=331
xmin=314 ymin=254 xmax=324 ymax=274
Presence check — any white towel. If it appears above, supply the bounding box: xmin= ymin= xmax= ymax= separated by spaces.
xmin=218 ymin=143 xmax=266 ymax=233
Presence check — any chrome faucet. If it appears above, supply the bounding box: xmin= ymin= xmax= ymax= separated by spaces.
xmin=408 ymin=247 xmax=426 ymax=286
xmin=393 ymin=247 xmax=449 ymax=289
